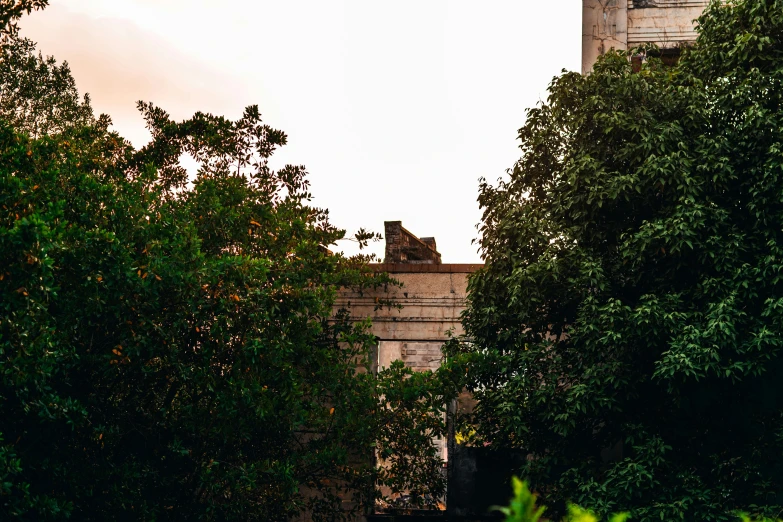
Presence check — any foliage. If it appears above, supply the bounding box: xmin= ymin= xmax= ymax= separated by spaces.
xmin=0 ymin=0 xmax=47 ymax=43
xmin=0 ymin=89 xmax=374 ymax=522
xmin=494 ymin=478 xmax=781 ymax=522
xmin=449 ymin=0 xmax=783 ymax=520
xmin=0 ymin=7 xmax=448 ymax=520
xmin=0 ymin=35 xmax=99 ymax=138
xmin=375 ymin=361 xmax=449 ymax=510
xmin=492 ymin=477 xmax=548 ymax=522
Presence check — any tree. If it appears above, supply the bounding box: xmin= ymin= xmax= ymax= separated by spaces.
xmin=0 ymin=34 xmax=97 ymax=138
xmin=0 ymin=5 xmax=449 ymax=520
xmin=0 ymin=0 xmax=47 ymax=44
xmin=450 ymin=0 xmax=783 ymax=519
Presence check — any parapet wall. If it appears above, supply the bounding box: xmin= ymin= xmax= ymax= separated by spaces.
xmin=336 ymin=264 xmax=481 ymax=347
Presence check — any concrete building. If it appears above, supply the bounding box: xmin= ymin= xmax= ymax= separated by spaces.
xmin=343 ymin=224 xmax=521 ymax=518
xmin=582 ymin=0 xmax=710 ymax=74
xmin=335 ymin=223 xmax=480 ymax=478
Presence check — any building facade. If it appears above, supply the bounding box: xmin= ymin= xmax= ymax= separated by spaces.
xmin=336 ymin=222 xmax=481 ymax=467
xmin=582 ymin=0 xmax=710 ymax=74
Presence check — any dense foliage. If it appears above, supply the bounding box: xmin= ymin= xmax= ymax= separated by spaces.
xmin=451 ymin=0 xmax=783 ymax=519
xmin=375 ymin=361 xmax=449 ymax=509
xmin=0 ymin=3 xmax=449 ymax=519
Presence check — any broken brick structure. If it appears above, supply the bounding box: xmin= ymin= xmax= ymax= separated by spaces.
xmin=383 ymin=221 xmax=442 ymax=265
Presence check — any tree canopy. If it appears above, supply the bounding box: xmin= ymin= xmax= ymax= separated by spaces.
xmin=450 ymin=0 xmax=783 ymax=519
xmin=0 ymin=3 xmax=449 ymax=519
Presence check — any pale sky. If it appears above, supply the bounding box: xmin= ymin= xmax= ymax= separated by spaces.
xmin=21 ymin=1 xmax=581 ymax=263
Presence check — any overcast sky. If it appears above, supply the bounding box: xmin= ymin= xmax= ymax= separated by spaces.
xmin=21 ymin=1 xmax=581 ymax=262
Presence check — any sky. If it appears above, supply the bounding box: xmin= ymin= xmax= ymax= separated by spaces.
xmin=21 ymin=0 xmax=581 ymax=263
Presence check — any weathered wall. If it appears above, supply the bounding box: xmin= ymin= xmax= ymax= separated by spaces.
xmin=583 ymin=0 xmax=709 ymax=74
xmin=627 ymin=1 xmax=708 ymax=47
xmin=583 ymin=0 xmax=628 ymax=75
xmin=336 ymin=263 xmax=481 ymax=350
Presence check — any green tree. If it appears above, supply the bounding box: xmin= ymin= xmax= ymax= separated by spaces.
xmin=0 ymin=4 xmax=448 ymax=520
xmin=450 ymin=0 xmax=783 ymax=519
xmin=0 ymin=0 xmax=47 ymax=43
xmin=375 ymin=361 xmax=449 ymax=510
xmin=0 ymin=34 xmax=98 ymax=138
